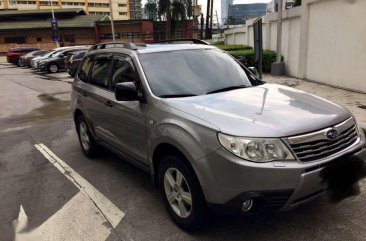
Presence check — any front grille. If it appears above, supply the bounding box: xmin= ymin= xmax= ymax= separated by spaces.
xmin=287 ymin=118 xmax=359 ymax=162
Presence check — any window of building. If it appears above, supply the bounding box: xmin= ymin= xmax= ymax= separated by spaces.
xmin=89 ymin=55 xmax=111 ymax=89
xmin=36 ymin=37 xmax=42 ymax=42
xmin=119 ymin=12 xmax=127 ymax=15
xmin=118 ymin=3 xmax=127 ymax=7
xmin=5 ymin=36 xmax=26 ymax=44
xmin=88 ymin=2 xmax=109 ymax=7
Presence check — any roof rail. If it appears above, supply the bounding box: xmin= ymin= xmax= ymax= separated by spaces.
xmin=88 ymin=42 xmax=138 ymax=51
xmin=153 ymin=39 xmax=211 ymax=45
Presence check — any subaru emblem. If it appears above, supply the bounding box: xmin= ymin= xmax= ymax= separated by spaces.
xmin=326 ymin=129 xmax=338 ymax=140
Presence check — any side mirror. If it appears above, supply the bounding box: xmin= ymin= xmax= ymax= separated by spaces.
xmin=115 ymin=82 xmax=139 ymax=101
xmin=248 ymin=67 xmax=260 ymax=78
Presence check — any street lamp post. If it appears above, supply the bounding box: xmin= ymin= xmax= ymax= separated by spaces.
xmin=50 ymin=0 xmax=60 ymax=48
xmin=108 ymin=0 xmax=116 ymax=41
xmin=271 ymin=0 xmax=285 ymax=76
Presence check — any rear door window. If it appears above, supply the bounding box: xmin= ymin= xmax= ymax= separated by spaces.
xmin=78 ymin=55 xmax=93 ymax=82
xmin=89 ymin=55 xmax=112 ymax=89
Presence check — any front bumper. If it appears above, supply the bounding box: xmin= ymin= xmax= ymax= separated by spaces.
xmin=196 ymin=135 xmax=365 ymax=213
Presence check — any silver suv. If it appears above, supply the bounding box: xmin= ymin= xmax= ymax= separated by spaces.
xmin=71 ymin=40 xmax=366 ymax=230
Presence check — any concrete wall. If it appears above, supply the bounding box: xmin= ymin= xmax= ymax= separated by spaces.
xmin=221 ymin=0 xmax=366 ymax=93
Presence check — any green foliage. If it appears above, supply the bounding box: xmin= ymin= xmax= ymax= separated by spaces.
xmin=294 ymin=0 xmax=301 ymax=7
xmin=144 ymin=0 xmax=158 ymax=20
xmin=229 ymin=49 xmax=278 ymax=73
xmin=214 ymin=44 xmax=253 ymax=51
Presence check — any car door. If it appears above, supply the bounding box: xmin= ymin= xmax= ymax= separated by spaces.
xmin=80 ymin=53 xmax=115 ymax=142
xmin=101 ymin=54 xmax=148 ymax=164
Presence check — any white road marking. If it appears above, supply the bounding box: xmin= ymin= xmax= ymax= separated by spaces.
xmin=34 ymin=143 xmax=125 ymax=228
xmin=15 ymin=143 xmax=126 ymax=241
xmin=14 ymin=193 xmax=116 ymax=241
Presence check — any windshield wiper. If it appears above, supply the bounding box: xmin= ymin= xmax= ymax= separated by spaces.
xmin=206 ymin=85 xmax=248 ymax=94
xmin=159 ymin=94 xmax=197 ymax=98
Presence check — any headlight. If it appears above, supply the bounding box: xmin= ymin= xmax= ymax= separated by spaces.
xmin=218 ymin=133 xmax=295 ymax=163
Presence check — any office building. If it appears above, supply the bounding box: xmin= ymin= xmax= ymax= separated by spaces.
xmin=228 ymin=3 xmax=266 ymax=25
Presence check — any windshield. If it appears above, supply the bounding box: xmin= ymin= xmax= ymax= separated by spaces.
xmin=139 ymin=49 xmax=252 ymax=97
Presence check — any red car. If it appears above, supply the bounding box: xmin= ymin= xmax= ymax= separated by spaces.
xmin=6 ymin=47 xmax=40 ymax=66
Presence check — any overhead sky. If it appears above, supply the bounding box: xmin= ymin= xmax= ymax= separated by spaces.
xmin=140 ymin=0 xmax=272 ymax=22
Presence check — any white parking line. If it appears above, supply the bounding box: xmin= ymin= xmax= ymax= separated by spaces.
xmin=34 ymin=143 xmax=125 ymax=227
xmin=16 ymin=143 xmax=126 ymax=241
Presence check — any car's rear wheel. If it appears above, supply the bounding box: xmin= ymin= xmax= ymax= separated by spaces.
xmin=48 ymin=63 xmax=59 ymax=73
xmin=158 ymin=154 xmax=208 ymax=230
xmin=76 ymin=115 xmax=98 ymax=158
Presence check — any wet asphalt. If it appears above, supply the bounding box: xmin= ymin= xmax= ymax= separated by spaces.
xmin=0 ymin=64 xmax=366 ymax=241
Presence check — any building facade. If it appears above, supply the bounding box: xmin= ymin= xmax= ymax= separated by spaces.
xmin=0 ymin=9 xmax=193 ymax=53
xmin=266 ymin=0 xmax=294 ymax=13
xmin=220 ymin=0 xmax=233 ymax=24
xmin=0 ymin=0 xmax=140 ymax=20
xmin=228 ymin=3 xmax=266 ymax=25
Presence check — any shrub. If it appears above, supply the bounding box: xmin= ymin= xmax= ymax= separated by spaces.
xmin=228 ymin=49 xmax=279 ymax=73
xmin=214 ymin=44 xmax=253 ymax=51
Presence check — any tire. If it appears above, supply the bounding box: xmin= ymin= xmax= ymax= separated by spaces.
xmin=16 ymin=59 xmax=21 ymax=67
xmin=76 ymin=115 xmax=98 ymax=158
xmin=48 ymin=63 xmax=59 ymax=73
xmin=158 ymin=154 xmax=209 ymax=230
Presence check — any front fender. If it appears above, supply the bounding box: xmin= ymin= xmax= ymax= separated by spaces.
xmin=148 ymin=119 xmax=221 ymax=189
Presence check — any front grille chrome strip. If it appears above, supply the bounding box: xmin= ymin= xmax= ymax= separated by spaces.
xmin=286 ymin=117 xmax=359 ymax=162
xmin=287 ymin=117 xmax=354 ymax=145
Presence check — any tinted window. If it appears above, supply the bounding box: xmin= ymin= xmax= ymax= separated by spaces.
xmin=89 ymin=55 xmax=111 ymax=89
xmin=78 ymin=56 xmax=93 ymax=82
xmin=139 ymin=49 xmax=252 ymax=97
xmin=110 ymin=55 xmax=136 ymax=90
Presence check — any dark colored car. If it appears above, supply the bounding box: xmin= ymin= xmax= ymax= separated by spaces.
xmin=38 ymin=47 xmax=89 ymax=73
xmin=65 ymin=50 xmax=86 ymax=77
xmin=19 ymin=50 xmax=48 ymax=67
xmin=6 ymin=47 xmax=40 ymax=65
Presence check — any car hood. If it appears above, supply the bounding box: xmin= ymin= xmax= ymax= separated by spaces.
xmin=162 ymin=84 xmax=351 ymax=137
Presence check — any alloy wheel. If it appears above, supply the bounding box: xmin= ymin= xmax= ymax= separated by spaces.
xmin=164 ymin=167 xmax=192 ymax=218
xmin=79 ymin=121 xmax=90 ymax=151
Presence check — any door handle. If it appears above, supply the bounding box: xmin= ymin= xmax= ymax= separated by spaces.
xmin=81 ymin=91 xmax=88 ymax=97
xmin=104 ymin=101 xmax=113 ymax=107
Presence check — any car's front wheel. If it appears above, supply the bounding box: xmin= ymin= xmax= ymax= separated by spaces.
xmin=159 ymin=154 xmax=208 ymax=230
xmin=76 ymin=115 xmax=98 ymax=158
xmin=48 ymin=63 xmax=59 ymax=73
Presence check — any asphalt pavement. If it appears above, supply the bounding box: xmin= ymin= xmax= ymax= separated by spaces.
xmin=0 ymin=63 xmax=366 ymax=241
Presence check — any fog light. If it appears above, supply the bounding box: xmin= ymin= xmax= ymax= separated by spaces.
xmin=241 ymin=199 xmax=253 ymax=212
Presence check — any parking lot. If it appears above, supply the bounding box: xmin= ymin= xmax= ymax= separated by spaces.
xmin=1 ymin=63 xmax=366 ymax=241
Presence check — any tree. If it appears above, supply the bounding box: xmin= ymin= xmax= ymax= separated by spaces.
xmin=294 ymin=0 xmax=301 ymax=7
xmin=144 ymin=0 xmax=158 ymax=21
xmin=158 ymin=0 xmax=192 ymax=39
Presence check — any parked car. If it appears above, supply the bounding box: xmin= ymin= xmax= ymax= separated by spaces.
xmin=71 ymin=41 xmax=366 ymax=230
xmin=38 ymin=46 xmax=89 ymax=73
xmin=6 ymin=47 xmax=40 ymax=66
xmin=31 ymin=46 xmax=87 ymax=69
xmin=19 ymin=50 xmax=48 ymax=67
xmin=65 ymin=50 xmax=86 ymax=77
xmin=31 ymin=50 xmax=58 ymax=69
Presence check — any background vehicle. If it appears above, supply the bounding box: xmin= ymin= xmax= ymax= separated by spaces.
xmin=19 ymin=50 xmax=48 ymax=67
xmin=6 ymin=47 xmax=39 ymax=66
xmin=71 ymin=41 xmax=366 ymax=230
xmin=65 ymin=50 xmax=86 ymax=77
xmin=38 ymin=46 xmax=89 ymax=73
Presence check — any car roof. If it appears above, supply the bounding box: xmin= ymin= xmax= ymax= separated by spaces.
xmin=136 ymin=44 xmax=216 ymax=54
xmin=87 ymin=43 xmax=217 ymax=56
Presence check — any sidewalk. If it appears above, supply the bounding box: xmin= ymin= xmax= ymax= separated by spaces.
xmin=264 ymin=75 xmax=366 ymax=132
